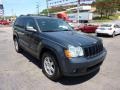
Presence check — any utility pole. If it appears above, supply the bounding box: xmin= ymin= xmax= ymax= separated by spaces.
xmin=11 ymin=9 xmax=14 ymax=16
xmin=36 ymin=2 xmax=39 ymax=15
xmin=77 ymin=0 xmax=80 ymax=26
xmin=46 ymin=0 xmax=49 ymax=16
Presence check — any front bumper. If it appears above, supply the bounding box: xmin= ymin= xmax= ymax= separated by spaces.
xmin=61 ymin=49 xmax=107 ymax=76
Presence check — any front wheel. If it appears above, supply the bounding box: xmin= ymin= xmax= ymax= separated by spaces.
xmin=112 ymin=32 xmax=115 ymax=37
xmin=96 ymin=33 xmax=99 ymax=36
xmin=42 ymin=52 xmax=61 ymax=81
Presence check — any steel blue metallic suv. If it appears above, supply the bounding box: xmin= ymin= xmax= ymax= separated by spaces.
xmin=13 ymin=15 xmax=107 ymax=81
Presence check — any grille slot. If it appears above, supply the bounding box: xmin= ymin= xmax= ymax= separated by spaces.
xmin=84 ymin=42 xmax=103 ymax=57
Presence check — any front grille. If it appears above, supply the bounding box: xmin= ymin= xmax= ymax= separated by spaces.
xmin=84 ymin=42 xmax=103 ymax=57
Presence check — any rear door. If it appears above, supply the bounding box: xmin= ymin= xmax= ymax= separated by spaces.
xmin=116 ymin=25 xmax=120 ymax=34
xmin=14 ymin=17 xmax=28 ymax=48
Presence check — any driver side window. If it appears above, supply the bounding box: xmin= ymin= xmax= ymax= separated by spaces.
xmin=26 ymin=18 xmax=38 ymax=30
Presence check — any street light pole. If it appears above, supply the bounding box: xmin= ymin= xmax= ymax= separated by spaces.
xmin=46 ymin=0 xmax=49 ymax=16
xmin=11 ymin=9 xmax=14 ymax=16
xmin=36 ymin=2 xmax=39 ymax=15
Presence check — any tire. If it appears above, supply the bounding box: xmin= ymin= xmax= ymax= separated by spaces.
xmin=42 ymin=52 xmax=61 ymax=81
xmin=96 ymin=33 xmax=99 ymax=36
xmin=14 ymin=38 xmax=22 ymax=53
xmin=112 ymin=32 xmax=115 ymax=37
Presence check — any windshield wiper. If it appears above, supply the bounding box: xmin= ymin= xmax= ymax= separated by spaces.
xmin=62 ymin=29 xmax=73 ymax=31
xmin=43 ymin=30 xmax=58 ymax=32
xmin=43 ymin=29 xmax=73 ymax=32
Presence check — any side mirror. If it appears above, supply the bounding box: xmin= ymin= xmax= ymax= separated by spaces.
xmin=26 ymin=26 xmax=37 ymax=32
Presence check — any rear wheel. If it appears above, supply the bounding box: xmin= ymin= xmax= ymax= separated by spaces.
xmin=14 ymin=38 xmax=22 ymax=53
xmin=42 ymin=52 xmax=61 ymax=81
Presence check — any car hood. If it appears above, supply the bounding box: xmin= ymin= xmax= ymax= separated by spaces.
xmin=42 ymin=31 xmax=101 ymax=48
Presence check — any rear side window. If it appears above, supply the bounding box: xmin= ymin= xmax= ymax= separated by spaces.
xmin=114 ymin=25 xmax=120 ymax=28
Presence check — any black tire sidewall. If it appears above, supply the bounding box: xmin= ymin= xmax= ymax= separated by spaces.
xmin=14 ymin=38 xmax=22 ymax=53
xmin=42 ymin=52 xmax=61 ymax=81
xmin=96 ymin=33 xmax=99 ymax=36
xmin=112 ymin=32 xmax=115 ymax=37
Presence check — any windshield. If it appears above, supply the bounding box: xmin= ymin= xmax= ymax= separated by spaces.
xmin=36 ymin=18 xmax=73 ymax=32
xmin=100 ymin=24 xmax=112 ymax=27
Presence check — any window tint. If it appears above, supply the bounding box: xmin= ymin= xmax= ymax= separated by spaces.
xmin=14 ymin=17 xmax=25 ymax=28
xmin=114 ymin=24 xmax=120 ymax=28
xmin=36 ymin=18 xmax=73 ymax=32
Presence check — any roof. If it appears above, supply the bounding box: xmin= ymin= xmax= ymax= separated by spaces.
xmin=102 ymin=23 xmax=115 ymax=25
xmin=19 ymin=15 xmax=57 ymax=20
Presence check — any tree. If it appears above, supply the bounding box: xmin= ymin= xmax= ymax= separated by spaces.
xmin=40 ymin=7 xmax=65 ymax=15
xmin=94 ymin=0 xmax=119 ymax=18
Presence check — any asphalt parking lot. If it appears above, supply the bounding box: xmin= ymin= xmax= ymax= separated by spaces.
xmin=0 ymin=27 xmax=120 ymax=90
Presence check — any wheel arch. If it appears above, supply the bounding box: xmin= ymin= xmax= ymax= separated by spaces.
xmin=13 ymin=35 xmax=17 ymax=40
xmin=39 ymin=46 xmax=58 ymax=61
xmin=39 ymin=46 xmax=62 ymax=73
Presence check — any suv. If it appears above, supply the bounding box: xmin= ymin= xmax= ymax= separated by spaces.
xmin=13 ymin=15 xmax=107 ymax=81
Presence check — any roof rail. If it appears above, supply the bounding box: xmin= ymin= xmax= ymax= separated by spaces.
xmin=20 ymin=14 xmax=53 ymax=18
xmin=20 ymin=15 xmax=25 ymax=17
xmin=27 ymin=14 xmax=34 ymax=16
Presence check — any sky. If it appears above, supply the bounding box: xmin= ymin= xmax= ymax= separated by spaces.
xmin=1 ymin=0 xmax=94 ymax=16
xmin=2 ymin=0 xmax=47 ymax=16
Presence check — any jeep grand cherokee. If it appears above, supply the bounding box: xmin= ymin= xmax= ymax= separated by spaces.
xmin=13 ymin=15 xmax=107 ymax=81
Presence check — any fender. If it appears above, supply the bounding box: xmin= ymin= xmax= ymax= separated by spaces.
xmin=37 ymin=39 xmax=67 ymax=72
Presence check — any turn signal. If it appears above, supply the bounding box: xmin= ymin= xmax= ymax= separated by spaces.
xmin=64 ymin=50 xmax=72 ymax=59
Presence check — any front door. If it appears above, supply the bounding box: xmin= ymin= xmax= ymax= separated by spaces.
xmin=25 ymin=18 xmax=40 ymax=57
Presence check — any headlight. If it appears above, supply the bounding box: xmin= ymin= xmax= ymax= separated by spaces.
xmin=64 ymin=45 xmax=84 ymax=59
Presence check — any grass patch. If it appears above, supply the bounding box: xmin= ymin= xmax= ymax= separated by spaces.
xmin=93 ymin=14 xmax=120 ymax=23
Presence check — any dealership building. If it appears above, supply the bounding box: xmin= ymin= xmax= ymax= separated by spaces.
xmin=48 ymin=0 xmax=94 ymax=7
xmin=47 ymin=0 xmax=95 ymax=22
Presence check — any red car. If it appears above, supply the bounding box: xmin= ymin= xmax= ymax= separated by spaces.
xmin=77 ymin=24 xmax=98 ymax=33
xmin=0 ymin=20 xmax=10 ymax=25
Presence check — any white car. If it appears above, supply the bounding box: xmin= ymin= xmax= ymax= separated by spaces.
xmin=96 ymin=23 xmax=120 ymax=37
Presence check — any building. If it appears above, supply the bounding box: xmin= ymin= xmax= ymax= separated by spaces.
xmin=48 ymin=0 xmax=95 ymax=7
xmin=0 ymin=0 xmax=4 ymax=16
xmin=66 ymin=5 xmax=96 ymax=23
xmin=47 ymin=0 xmax=95 ymax=23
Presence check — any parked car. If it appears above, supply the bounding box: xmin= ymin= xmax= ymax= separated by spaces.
xmin=13 ymin=15 xmax=107 ymax=81
xmin=68 ymin=22 xmax=80 ymax=30
xmin=0 ymin=20 xmax=10 ymax=25
xmin=78 ymin=24 xmax=98 ymax=33
xmin=68 ymin=22 xmax=75 ymax=28
xmin=96 ymin=23 xmax=120 ymax=37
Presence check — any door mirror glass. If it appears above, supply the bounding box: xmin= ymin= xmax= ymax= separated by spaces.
xmin=26 ymin=26 xmax=37 ymax=32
